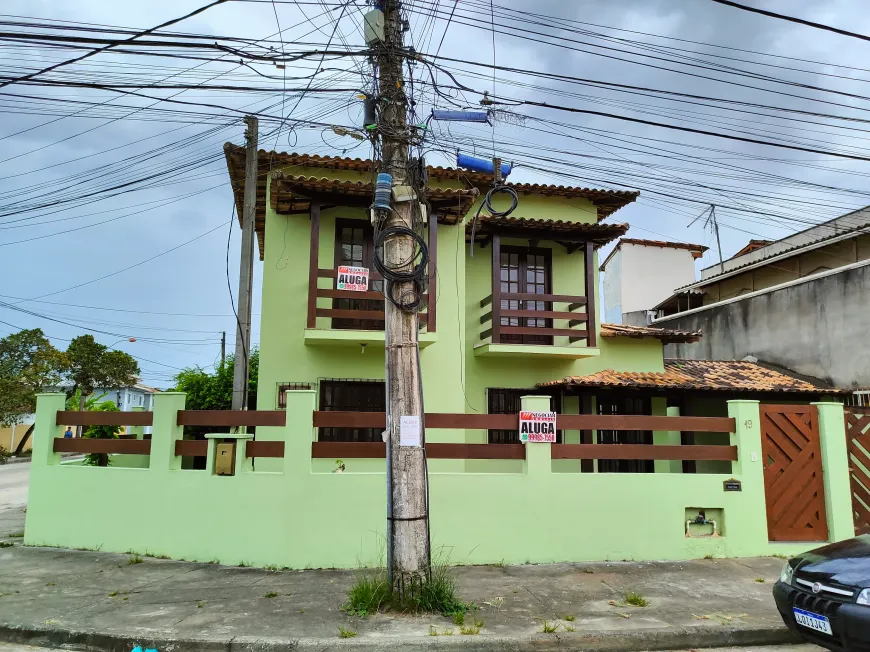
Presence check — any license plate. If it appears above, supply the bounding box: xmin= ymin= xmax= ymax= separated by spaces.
xmin=793 ymin=607 xmax=833 ymax=636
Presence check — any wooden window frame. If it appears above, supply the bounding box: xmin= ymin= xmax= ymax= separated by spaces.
xmin=318 ymin=378 xmax=385 ymax=442
xmin=332 ymin=218 xmax=384 ymax=330
xmin=596 ymin=394 xmax=653 ymax=473
xmin=498 ymin=245 xmax=553 ymax=345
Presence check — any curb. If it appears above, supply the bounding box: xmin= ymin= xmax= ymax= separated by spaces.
xmin=0 ymin=621 xmax=803 ymax=652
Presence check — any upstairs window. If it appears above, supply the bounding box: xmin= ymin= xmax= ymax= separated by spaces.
xmin=499 ymin=247 xmax=552 ymax=345
xmin=333 ymin=219 xmax=384 ymax=330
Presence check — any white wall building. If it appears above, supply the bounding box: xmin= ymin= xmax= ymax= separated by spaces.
xmin=600 ymin=238 xmax=707 ymax=325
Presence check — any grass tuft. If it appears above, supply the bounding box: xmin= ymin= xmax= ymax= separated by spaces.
xmin=8 ymin=531 xmax=23 ymax=538
xmin=237 ymin=560 xmax=250 ymax=568
xmin=0 ymin=541 xmax=14 ymax=548
xmin=754 ymin=578 xmax=765 ymax=583
xmin=564 ymin=624 xmax=575 ymax=632
xmin=428 ymin=625 xmax=439 ymax=637
xmin=343 ymin=557 xmax=470 ymax=617
xmin=564 ymin=614 xmax=575 ymax=622
xmin=197 ymin=601 xmax=205 ymax=608
xmin=338 ymin=626 xmax=357 ymax=639
xmin=128 ymin=555 xmax=143 ymax=565
xmin=452 ymin=611 xmax=465 ymax=626
xmin=107 ymin=591 xmax=118 ymax=597
xmin=264 ymin=565 xmax=278 ymax=571
xmin=460 ymin=625 xmax=481 ymax=635
xmin=264 ymin=591 xmax=278 ymax=599
xmin=540 ymin=621 xmax=558 ymax=634
xmin=624 ymin=591 xmax=649 ymax=607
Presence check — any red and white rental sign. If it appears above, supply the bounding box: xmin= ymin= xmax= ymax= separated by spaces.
xmin=518 ymin=411 xmax=557 ymax=443
xmin=336 ymin=266 xmax=369 ymax=292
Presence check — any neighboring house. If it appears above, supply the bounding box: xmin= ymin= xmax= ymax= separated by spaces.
xmin=223 ymin=146 xmax=839 ymax=458
xmin=91 ymin=383 xmax=158 ymax=413
xmin=600 ymin=238 xmax=707 ymax=326
xmin=652 ymin=206 xmax=870 ymax=388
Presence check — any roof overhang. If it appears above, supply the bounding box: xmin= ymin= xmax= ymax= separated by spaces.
xmin=466 ymin=216 xmax=629 ymax=248
xmin=600 ymin=323 xmax=702 ymax=344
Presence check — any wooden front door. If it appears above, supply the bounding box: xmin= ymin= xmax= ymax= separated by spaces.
xmin=844 ymin=407 xmax=870 ymax=535
xmin=760 ymin=404 xmax=828 ymax=542
xmin=499 ymin=246 xmax=552 ymax=345
xmin=333 ymin=218 xmax=384 ymax=330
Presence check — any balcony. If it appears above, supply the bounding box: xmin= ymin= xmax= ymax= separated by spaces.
xmin=468 ymin=216 xmax=627 ymax=359
xmin=304 ymin=204 xmax=437 ymax=348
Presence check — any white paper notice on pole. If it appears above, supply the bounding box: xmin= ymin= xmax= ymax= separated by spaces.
xmin=399 ymin=415 xmax=421 ymax=447
xmin=519 ymin=411 xmax=557 ymax=443
xmin=336 ymin=266 xmax=369 ymax=291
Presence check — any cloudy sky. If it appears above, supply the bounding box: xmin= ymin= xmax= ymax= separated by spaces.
xmin=2 ymin=0 xmax=869 ymax=385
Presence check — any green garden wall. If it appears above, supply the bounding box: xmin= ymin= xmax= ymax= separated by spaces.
xmin=24 ymin=392 xmax=854 ymax=569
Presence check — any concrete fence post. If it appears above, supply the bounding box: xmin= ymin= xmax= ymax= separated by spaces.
xmin=727 ymin=400 xmax=771 ymax=550
xmin=284 ymin=390 xmax=317 ymax=475
xmin=150 ymin=392 xmax=186 ymax=472
xmin=521 ymin=395 xmax=552 ymax=476
xmin=32 ymin=393 xmax=65 ymax=468
xmin=653 ymin=404 xmax=683 ymax=474
xmin=812 ymin=402 xmax=855 ymax=542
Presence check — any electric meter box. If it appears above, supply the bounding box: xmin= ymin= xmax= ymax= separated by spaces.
xmin=215 ymin=442 xmax=236 ymax=476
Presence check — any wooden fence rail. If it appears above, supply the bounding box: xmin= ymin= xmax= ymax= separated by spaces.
xmin=56 ymin=411 xmax=153 ymax=426
xmin=313 ymin=412 xmax=735 ymax=433
xmin=53 ymin=438 xmax=151 ymax=455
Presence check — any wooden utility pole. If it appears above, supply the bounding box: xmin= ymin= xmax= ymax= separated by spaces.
xmin=232 ymin=115 xmax=258 ymax=411
xmin=376 ymin=0 xmax=431 ymax=589
xmin=220 ymin=331 xmax=226 ymax=368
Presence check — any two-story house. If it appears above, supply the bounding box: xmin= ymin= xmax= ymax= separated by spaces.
xmin=223 ymin=145 xmax=842 ymax=470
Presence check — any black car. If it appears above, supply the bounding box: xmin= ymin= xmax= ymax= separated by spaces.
xmin=774 ymin=535 xmax=870 ymax=651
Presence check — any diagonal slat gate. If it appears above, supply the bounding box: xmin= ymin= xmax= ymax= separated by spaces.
xmin=760 ymin=404 xmax=828 ymax=542
xmin=844 ymin=407 xmax=870 ymax=535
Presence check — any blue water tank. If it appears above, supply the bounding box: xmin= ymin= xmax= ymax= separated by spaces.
xmin=431 ymin=110 xmax=490 ymax=123
xmin=457 ymin=153 xmax=512 ymax=178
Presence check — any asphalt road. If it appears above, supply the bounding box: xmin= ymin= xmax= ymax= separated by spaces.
xmin=0 ymin=461 xmax=29 ymax=538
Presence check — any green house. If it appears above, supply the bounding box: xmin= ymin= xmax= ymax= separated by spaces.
xmin=224 ymin=145 xmax=837 ymax=459
xmin=15 ymin=147 xmax=854 ymax=571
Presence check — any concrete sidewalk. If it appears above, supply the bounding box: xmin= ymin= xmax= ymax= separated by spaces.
xmin=0 ymin=545 xmax=800 ymax=652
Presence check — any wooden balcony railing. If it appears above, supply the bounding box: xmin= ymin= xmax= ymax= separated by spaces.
xmin=479 ymin=292 xmax=591 ymax=345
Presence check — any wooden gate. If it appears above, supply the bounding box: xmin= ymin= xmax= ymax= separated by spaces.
xmin=760 ymin=404 xmax=828 ymax=542
xmin=844 ymin=407 xmax=870 ymax=535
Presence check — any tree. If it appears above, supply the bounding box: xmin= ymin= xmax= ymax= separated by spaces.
xmin=65 ymin=335 xmax=139 ymax=433
xmin=171 ymin=348 xmax=258 ymax=411
xmin=0 ymin=329 xmax=67 ymax=454
xmin=82 ymin=400 xmax=122 ymax=467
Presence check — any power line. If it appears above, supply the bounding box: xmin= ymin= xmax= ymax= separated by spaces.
xmin=0 ymin=0 xmax=229 ymax=89
xmin=708 ymin=0 xmax=870 ymax=43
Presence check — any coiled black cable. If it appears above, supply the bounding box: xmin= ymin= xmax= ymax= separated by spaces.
xmin=469 ymin=185 xmax=519 ymax=256
xmin=373 ymin=224 xmax=430 ymax=312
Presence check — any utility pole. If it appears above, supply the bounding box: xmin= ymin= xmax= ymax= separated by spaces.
xmin=220 ymin=331 xmax=226 ymax=368
xmin=376 ymin=0 xmax=431 ymax=591
xmin=232 ymin=115 xmax=257 ymax=411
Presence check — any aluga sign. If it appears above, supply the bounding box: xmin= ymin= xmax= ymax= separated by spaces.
xmin=519 ymin=411 xmax=557 ymax=443
xmin=336 ymin=266 xmax=369 ymax=292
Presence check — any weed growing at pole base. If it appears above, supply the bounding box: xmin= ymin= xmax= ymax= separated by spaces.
xmin=343 ymin=559 xmax=471 ymax=617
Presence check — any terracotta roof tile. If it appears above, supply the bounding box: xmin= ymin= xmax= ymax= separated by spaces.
xmin=540 ymin=359 xmax=845 ymax=394
xmin=224 ymin=144 xmax=640 ymax=258
xmin=600 ymin=323 xmax=702 ymax=343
